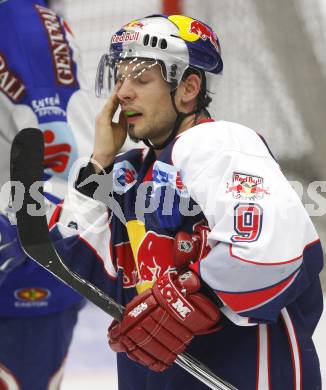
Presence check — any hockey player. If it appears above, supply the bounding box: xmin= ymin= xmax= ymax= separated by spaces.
xmin=50 ymin=15 xmax=323 ymax=389
xmin=0 ymin=0 xmax=95 ymax=388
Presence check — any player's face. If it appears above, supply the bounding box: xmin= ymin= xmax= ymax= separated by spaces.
xmin=116 ymin=60 xmax=176 ymax=144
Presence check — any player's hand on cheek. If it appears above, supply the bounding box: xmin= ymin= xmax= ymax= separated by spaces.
xmin=93 ymin=84 xmax=127 ymax=172
xmin=107 ymin=270 xmax=221 ymax=372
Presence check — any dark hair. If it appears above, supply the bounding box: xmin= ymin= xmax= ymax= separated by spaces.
xmin=182 ymin=67 xmax=212 ymax=112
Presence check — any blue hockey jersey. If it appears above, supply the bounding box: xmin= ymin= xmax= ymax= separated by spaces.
xmin=0 ymin=0 xmax=95 ymax=316
xmin=52 ymin=119 xmax=323 ymax=389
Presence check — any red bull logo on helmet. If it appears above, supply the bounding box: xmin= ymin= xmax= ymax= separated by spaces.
xmin=168 ymin=15 xmax=220 ymax=51
xmin=111 ymin=31 xmax=140 ymax=44
xmin=226 ymin=172 xmax=270 ymax=200
xmin=123 ymin=20 xmax=144 ymax=30
xmin=189 ymin=20 xmax=220 ymax=50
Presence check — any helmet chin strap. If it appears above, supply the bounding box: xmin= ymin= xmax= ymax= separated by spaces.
xmin=142 ymin=89 xmax=202 ymax=150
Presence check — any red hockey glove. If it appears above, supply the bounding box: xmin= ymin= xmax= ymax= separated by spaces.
xmin=108 ymin=270 xmax=220 ymax=371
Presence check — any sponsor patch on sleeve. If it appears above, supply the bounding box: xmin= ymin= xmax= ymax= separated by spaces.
xmin=226 ymin=172 xmax=270 ymax=200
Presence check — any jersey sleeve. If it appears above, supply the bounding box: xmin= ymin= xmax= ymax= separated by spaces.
xmin=48 ymin=184 xmax=118 ymax=298
xmin=46 ymin=149 xmax=144 ymax=300
xmin=172 ymin=121 xmax=323 ymax=324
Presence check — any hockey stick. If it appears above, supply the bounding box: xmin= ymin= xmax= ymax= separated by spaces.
xmin=10 ymin=128 xmax=237 ymax=390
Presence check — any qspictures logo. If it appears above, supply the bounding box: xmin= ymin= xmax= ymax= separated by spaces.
xmin=35 ymin=4 xmax=75 ymax=86
xmin=0 ymin=52 xmax=26 ymax=102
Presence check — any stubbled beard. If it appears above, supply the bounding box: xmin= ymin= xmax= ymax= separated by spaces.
xmin=127 ymin=124 xmax=141 ymax=143
xmin=127 ymin=118 xmax=175 ymax=145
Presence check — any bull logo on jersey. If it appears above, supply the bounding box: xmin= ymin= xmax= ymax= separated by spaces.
xmin=137 ymin=231 xmax=176 ymax=284
xmin=14 ymin=287 xmax=51 ymax=302
xmin=113 ymin=161 xmax=137 ymax=193
xmin=125 ymin=222 xmax=177 ymax=293
xmin=115 ymin=241 xmax=138 ymax=288
xmin=226 ymin=172 xmax=270 ymax=200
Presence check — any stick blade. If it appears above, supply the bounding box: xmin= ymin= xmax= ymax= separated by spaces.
xmin=10 ymin=128 xmax=49 ymax=249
